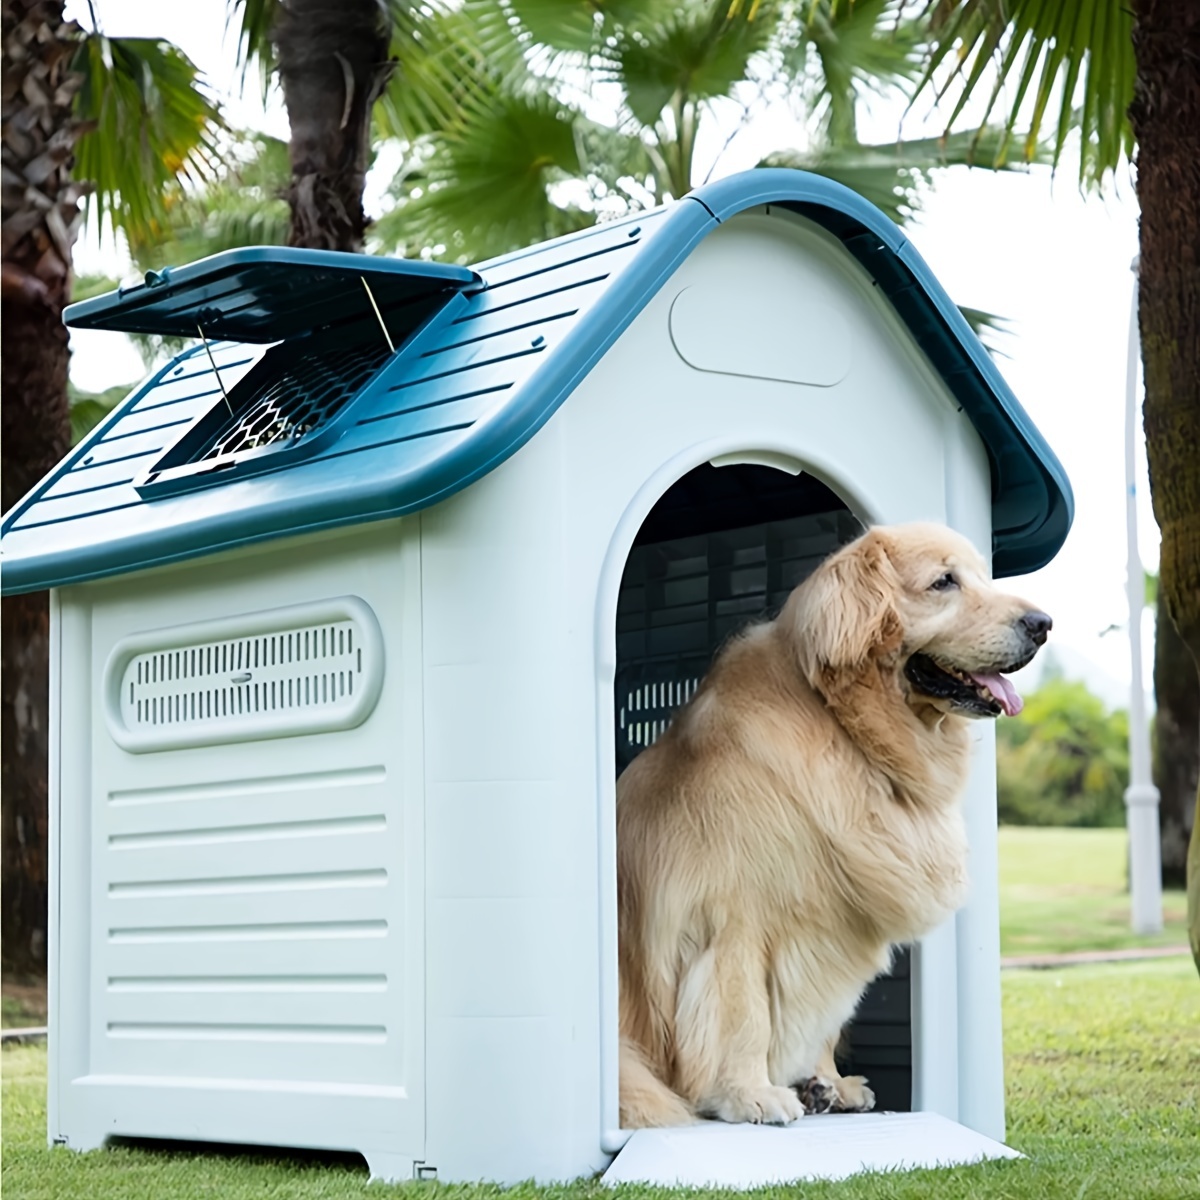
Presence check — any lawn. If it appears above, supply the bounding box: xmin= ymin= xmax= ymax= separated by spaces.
xmin=4 ymin=827 xmax=1196 ymax=1197
xmin=3 ymin=958 xmax=1198 ymax=1200
xmin=997 ymin=826 xmax=1190 ymax=958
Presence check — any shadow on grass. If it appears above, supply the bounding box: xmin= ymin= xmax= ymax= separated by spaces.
xmin=107 ymin=1135 xmax=369 ymax=1175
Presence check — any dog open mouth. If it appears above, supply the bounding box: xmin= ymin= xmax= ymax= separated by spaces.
xmin=903 ymin=653 xmax=1024 ymax=717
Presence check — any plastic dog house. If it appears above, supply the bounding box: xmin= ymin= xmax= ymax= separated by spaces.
xmin=0 ymin=169 xmax=1071 ymax=1183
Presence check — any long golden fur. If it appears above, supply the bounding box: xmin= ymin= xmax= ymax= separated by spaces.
xmin=617 ymin=522 xmax=1049 ymax=1127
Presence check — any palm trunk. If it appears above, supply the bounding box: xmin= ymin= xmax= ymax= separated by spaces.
xmin=273 ymin=0 xmax=393 ymax=251
xmin=1 ymin=0 xmax=85 ymax=976
xmin=1129 ymin=0 xmax=1200 ymax=972
xmin=1153 ymin=588 xmax=1199 ymax=889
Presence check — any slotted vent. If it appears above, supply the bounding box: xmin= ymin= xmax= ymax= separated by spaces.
xmin=200 ymin=340 xmax=390 ymax=459
xmin=617 ymin=674 xmax=702 ymax=763
xmin=104 ymin=597 xmax=384 ymax=753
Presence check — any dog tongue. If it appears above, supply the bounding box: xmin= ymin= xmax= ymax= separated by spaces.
xmin=969 ymin=672 xmax=1023 ymax=716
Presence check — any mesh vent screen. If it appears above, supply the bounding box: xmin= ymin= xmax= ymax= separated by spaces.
xmin=199 ymin=339 xmax=391 ymax=460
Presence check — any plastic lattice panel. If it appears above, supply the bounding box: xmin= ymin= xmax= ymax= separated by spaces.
xmin=200 ymin=339 xmax=391 ymax=459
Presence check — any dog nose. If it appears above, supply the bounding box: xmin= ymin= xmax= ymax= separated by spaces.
xmin=1021 ymin=611 xmax=1053 ymax=645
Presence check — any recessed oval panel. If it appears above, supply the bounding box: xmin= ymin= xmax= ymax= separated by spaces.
xmin=102 ymin=596 xmax=385 ymax=753
xmin=669 ymin=284 xmax=852 ymax=387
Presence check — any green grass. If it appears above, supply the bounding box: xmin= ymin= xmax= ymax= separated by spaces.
xmin=998 ymin=827 xmax=1190 ymax=958
xmin=4 ymin=959 xmax=1198 ymax=1200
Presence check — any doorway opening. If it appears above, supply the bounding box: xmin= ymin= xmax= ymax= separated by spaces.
xmin=613 ymin=460 xmax=912 ymax=1112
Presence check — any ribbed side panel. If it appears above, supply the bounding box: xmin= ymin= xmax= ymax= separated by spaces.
xmin=93 ymin=766 xmax=400 ymax=1085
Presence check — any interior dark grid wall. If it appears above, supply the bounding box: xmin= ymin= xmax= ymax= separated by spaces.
xmin=614 ymin=461 xmax=912 ymax=1112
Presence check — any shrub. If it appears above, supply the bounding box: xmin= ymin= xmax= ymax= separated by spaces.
xmin=997 ymin=679 xmax=1129 ymax=827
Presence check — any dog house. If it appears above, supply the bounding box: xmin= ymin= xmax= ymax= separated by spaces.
xmin=1 ymin=169 xmax=1071 ymax=1184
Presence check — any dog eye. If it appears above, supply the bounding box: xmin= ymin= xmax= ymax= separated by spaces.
xmin=930 ymin=572 xmax=958 ymax=592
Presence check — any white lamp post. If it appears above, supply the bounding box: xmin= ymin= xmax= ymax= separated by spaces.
xmin=1124 ymin=254 xmax=1163 ymax=935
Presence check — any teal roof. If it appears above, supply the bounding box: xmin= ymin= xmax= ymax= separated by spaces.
xmin=0 ymin=169 xmax=1072 ymax=595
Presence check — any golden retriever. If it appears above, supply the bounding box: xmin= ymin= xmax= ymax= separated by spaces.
xmin=617 ymin=522 xmax=1050 ymax=1127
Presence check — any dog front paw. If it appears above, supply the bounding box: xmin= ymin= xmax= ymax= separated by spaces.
xmin=710 ymin=1084 xmax=805 ymax=1125
xmin=797 ymin=1077 xmax=836 ymax=1114
xmin=833 ymin=1074 xmax=874 ymax=1112
xmin=796 ymin=1074 xmax=875 ymax=1114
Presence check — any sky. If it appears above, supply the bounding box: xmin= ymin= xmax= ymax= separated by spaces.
xmin=61 ymin=1 xmax=1157 ymax=711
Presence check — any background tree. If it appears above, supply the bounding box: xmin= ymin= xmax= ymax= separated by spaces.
xmin=0 ymin=0 xmax=222 ymax=976
xmin=1154 ymin=581 xmax=1199 ymax=889
xmin=376 ymin=0 xmax=1043 ymax=264
xmin=233 ymin=0 xmax=470 ymax=249
xmin=919 ymin=0 xmax=1200 ymax=972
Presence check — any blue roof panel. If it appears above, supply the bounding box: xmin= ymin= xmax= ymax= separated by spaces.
xmin=1 ymin=170 xmax=1071 ymax=593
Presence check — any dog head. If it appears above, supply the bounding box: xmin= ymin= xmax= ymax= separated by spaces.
xmin=786 ymin=522 xmax=1050 ymax=718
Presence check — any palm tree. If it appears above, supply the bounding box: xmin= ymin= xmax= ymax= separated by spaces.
xmin=375 ymin=0 xmax=1042 ymax=263
xmin=1154 ymin=583 xmax=1199 ymax=891
xmin=917 ymin=0 xmax=1200 ymax=973
xmin=1 ymin=0 xmax=223 ymax=976
xmin=232 ymin=0 xmax=471 ymax=249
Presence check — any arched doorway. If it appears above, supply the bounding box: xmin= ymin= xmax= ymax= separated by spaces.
xmin=612 ymin=460 xmax=912 ymax=1113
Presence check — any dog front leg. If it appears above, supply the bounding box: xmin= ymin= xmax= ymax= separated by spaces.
xmin=673 ymin=929 xmax=805 ymax=1126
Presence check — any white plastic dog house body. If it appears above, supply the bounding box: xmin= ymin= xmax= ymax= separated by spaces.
xmin=2 ymin=171 xmax=1071 ymax=1183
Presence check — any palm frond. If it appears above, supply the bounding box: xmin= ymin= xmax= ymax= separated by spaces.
xmin=70 ymin=272 xmax=121 ymax=303
xmin=127 ymin=133 xmax=290 ymax=270
xmin=505 ymin=0 xmax=603 ymax=53
xmin=228 ymin=0 xmax=276 ymax=96
xmin=957 ymin=304 xmax=1012 ymax=357
xmin=376 ymin=3 xmax=519 ymax=141
xmin=805 ymin=0 xmax=925 ymax=142
xmin=915 ymin=0 xmax=1135 ymax=186
xmin=72 ymin=36 xmax=226 ymax=241
xmin=618 ymin=2 xmax=781 ymax=128
xmin=764 ymin=124 xmax=1052 ymax=224
xmin=68 ymin=380 xmax=134 ymax=445
xmin=376 ymin=89 xmax=595 ymax=262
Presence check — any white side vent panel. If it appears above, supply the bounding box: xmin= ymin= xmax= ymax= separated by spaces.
xmin=104 ymin=597 xmax=384 ymax=753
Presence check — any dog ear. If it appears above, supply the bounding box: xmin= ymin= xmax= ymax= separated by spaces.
xmin=786 ymin=530 xmax=904 ymax=680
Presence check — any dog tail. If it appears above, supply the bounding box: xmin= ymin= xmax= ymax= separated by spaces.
xmin=619 ymin=1038 xmax=695 ymax=1128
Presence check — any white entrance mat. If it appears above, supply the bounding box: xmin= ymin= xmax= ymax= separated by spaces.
xmin=602 ymin=1111 xmax=1022 ymax=1187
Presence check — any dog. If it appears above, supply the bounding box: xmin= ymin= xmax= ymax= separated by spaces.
xmin=617 ymin=522 xmax=1050 ymax=1127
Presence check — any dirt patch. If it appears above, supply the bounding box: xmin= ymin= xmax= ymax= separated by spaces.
xmin=2 ymin=974 xmax=47 ymax=1027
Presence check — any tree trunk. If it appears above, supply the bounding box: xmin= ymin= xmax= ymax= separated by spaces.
xmin=273 ymin=0 xmax=393 ymax=251
xmin=1129 ymin=0 xmax=1200 ymax=974
xmin=1153 ymin=589 xmax=1199 ymax=888
xmin=1 ymin=0 xmax=85 ymax=976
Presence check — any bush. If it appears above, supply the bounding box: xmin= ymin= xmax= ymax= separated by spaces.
xmin=997 ymin=679 xmax=1129 ymax=827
